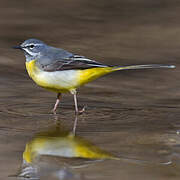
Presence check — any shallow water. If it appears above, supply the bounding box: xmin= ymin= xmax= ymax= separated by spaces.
xmin=1 ymin=0 xmax=180 ymax=179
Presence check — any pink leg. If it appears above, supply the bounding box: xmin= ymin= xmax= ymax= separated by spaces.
xmin=73 ymin=91 xmax=78 ymax=134
xmin=52 ymin=93 xmax=61 ymax=114
xmin=71 ymin=90 xmax=86 ymax=135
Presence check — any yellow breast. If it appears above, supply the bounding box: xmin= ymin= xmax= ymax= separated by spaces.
xmin=25 ymin=59 xmax=39 ymax=79
xmin=25 ymin=60 xmax=50 ymax=90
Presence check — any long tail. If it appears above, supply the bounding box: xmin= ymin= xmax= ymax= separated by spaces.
xmin=113 ymin=64 xmax=175 ymax=71
xmin=78 ymin=64 xmax=175 ymax=86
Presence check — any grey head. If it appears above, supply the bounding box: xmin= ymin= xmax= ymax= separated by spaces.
xmin=13 ymin=39 xmax=48 ymax=62
xmin=13 ymin=38 xmax=73 ymax=62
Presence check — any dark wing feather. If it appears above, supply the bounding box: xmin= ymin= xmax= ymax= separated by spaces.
xmin=41 ymin=55 xmax=109 ymax=72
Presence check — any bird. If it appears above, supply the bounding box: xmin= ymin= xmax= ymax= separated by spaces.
xmin=23 ymin=125 xmax=117 ymax=164
xmin=20 ymin=125 xmax=118 ymax=178
xmin=13 ymin=38 xmax=175 ymax=133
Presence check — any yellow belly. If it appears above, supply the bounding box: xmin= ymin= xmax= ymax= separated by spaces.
xmin=26 ymin=60 xmax=115 ymax=93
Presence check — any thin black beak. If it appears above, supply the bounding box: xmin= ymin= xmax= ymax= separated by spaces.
xmin=12 ymin=45 xmax=22 ymax=49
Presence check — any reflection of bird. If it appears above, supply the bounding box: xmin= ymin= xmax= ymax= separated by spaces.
xmin=23 ymin=126 xmax=117 ymax=164
xmin=14 ymin=39 xmax=175 ymax=132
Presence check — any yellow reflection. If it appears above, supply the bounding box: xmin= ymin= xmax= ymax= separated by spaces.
xmin=23 ymin=125 xmax=118 ymax=164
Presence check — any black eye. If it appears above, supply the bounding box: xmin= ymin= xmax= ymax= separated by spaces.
xmin=29 ymin=44 xmax=35 ymax=49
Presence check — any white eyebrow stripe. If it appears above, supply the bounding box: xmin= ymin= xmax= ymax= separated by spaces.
xmin=24 ymin=43 xmax=42 ymax=47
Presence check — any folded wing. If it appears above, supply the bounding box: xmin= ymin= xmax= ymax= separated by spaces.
xmin=40 ymin=55 xmax=109 ymax=71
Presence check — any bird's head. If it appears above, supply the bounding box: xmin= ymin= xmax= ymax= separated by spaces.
xmin=13 ymin=38 xmax=48 ymax=62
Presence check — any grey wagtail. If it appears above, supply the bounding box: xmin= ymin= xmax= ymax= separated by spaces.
xmin=13 ymin=39 xmax=175 ymax=131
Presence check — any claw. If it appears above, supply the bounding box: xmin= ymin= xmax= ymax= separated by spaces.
xmin=78 ymin=106 xmax=86 ymax=115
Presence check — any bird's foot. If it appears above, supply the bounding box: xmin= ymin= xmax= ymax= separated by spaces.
xmin=77 ymin=106 xmax=86 ymax=115
xmin=52 ymin=108 xmax=57 ymax=115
